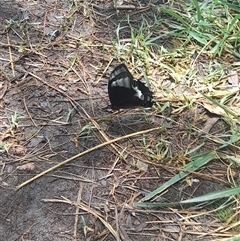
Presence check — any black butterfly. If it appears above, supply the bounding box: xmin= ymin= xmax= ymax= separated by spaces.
xmin=108 ymin=64 xmax=154 ymax=110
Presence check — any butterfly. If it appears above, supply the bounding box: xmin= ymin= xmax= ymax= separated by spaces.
xmin=108 ymin=64 xmax=154 ymax=110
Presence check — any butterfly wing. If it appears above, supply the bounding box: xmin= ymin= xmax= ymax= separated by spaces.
xmin=108 ymin=64 xmax=137 ymax=109
xmin=108 ymin=64 xmax=154 ymax=109
xmin=136 ymin=81 xmax=154 ymax=107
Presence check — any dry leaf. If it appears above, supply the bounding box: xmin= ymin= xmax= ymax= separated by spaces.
xmin=119 ymin=224 xmax=132 ymax=241
xmin=134 ymin=222 xmax=147 ymax=232
xmin=28 ymin=136 xmax=46 ymax=148
xmin=201 ymin=117 xmax=219 ymax=134
xmin=58 ymin=85 xmax=67 ymax=91
xmin=116 ymin=0 xmax=124 ymax=6
xmin=8 ymin=144 xmax=27 ymax=156
xmin=201 ymin=96 xmax=240 ymax=119
xmin=203 ymin=102 xmax=226 ymax=116
xmin=227 ymin=70 xmax=239 ymax=87
xmin=126 ymin=214 xmax=133 ymax=229
xmin=17 ymin=163 xmax=36 ymax=171
xmin=136 ymin=160 xmax=148 ymax=171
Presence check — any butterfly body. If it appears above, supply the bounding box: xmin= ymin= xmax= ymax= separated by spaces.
xmin=108 ymin=64 xmax=154 ymax=110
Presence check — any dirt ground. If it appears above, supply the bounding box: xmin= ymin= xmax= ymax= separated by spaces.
xmin=0 ymin=1 xmax=239 ymax=241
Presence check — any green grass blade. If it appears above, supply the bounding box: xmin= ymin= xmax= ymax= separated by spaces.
xmin=139 ymin=150 xmax=217 ymax=202
xmin=180 ymin=186 xmax=240 ymax=204
xmin=192 ymin=0 xmax=203 ymax=22
xmin=218 ymin=0 xmax=240 ymax=12
xmin=188 ymin=31 xmax=207 ymax=45
xmin=159 ymin=7 xmax=190 ymax=27
xmin=134 ymin=186 xmax=240 ymax=208
xmin=226 ymin=155 xmax=240 ymax=164
xmin=218 ymin=235 xmax=240 ymax=241
xmin=214 ymin=14 xmax=240 ymax=56
xmin=134 ymin=201 xmax=178 ymax=208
